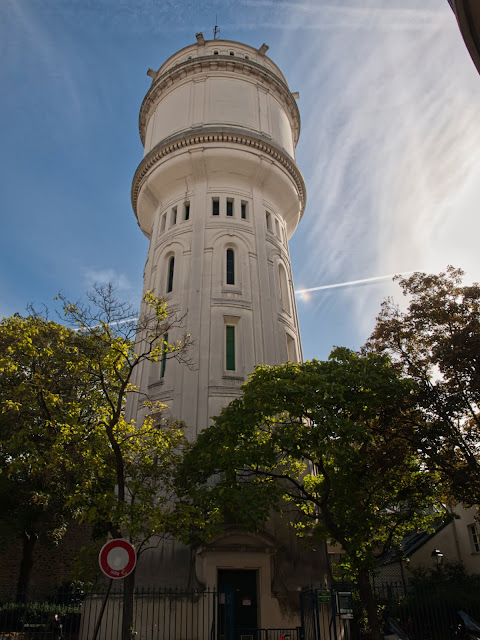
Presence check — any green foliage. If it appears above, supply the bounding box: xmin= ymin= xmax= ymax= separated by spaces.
xmin=366 ymin=266 xmax=480 ymax=504
xmin=0 ymin=285 xmax=195 ymax=600
xmin=180 ymin=348 xmax=442 ymax=578
xmin=0 ymin=314 xmax=112 ymax=554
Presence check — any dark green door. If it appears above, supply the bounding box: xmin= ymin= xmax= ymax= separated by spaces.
xmin=218 ymin=569 xmax=258 ymax=640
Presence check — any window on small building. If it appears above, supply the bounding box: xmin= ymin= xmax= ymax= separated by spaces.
xmin=226 ymin=199 xmax=234 ymax=217
xmin=266 ymin=211 xmax=272 ymax=231
xmin=171 ymin=207 xmax=177 ymax=226
xmin=226 ymin=248 xmax=235 ymax=285
xmin=226 ymin=325 xmax=235 ymax=371
xmin=212 ymin=199 xmax=220 ymax=216
xmin=167 ymin=256 xmax=175 ymax=293
xmin=469 ymin=524 xmax=480 ymax=552
xmin=241 ymin=202 xmax=247 ymax=219
xmin=160 ymin=333 xmax=168 ymax=378
xmin=184 ymin=202 xmax=190 ymax=221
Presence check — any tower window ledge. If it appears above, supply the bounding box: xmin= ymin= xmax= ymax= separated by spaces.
xmin=148 ymin=380 xmax=164 ymax=390
xmin=222 ymin=374 xmax=245 ymax=382
xmin=221 ymin=287 xmax=242 ymax=295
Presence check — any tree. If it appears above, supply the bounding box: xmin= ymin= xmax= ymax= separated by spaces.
xmin=0 ymin=314 xmax=111 ymax=602
xmin=365 ymin=266 xmax=480 ymax=505
xmin=54 ymin=285 xmax=194 ymax=640
xmin=0 ymin=286 xmax=196 ymax=639
xmin=178 ymin=348 xmax=443 ymax=640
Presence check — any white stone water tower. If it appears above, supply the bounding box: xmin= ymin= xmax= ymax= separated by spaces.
xmin=129 ymin=33 xmax=326 ymax=630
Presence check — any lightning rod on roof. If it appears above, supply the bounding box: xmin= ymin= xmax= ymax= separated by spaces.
xmin=213 ymin=16 xmax=220 ymax=39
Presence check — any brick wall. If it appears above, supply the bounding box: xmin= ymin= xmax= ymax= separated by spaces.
xmin=0 ymin=523 xmax=96 ymax=600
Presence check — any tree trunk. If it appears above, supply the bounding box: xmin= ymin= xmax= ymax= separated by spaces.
xmin=122 ymin=568 xmax=136 ymax=640
xmin=357 ymin=567 xmax=381 ymax=640
xmin=16 ymin=531 xmax=38 ymax=603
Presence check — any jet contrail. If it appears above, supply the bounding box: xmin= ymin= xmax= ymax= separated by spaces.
xmin=295 ymin=272 xmax=414 ymax=295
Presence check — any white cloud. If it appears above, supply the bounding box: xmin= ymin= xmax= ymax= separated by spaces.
xmin=83 ymin=267 xmax=132 ymax=292
xmin=283 ymin=0 xmax=480 ymax=342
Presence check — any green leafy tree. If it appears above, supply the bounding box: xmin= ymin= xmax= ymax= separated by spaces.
xmin=179 ymin=348 xmax=443 ymax=640
xmin=0 ymin=286 xmax=197 ymax=639
xmin=365 ymin=266 xmax=480 ymax=504
xmin=0 ymin=314 xmax=111 ymax=601
xmin=54 ymin=285 xmax=195 ymax=640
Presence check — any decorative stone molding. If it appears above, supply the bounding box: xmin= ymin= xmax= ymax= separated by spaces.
xmin=131 ymin=126 xmax=306 ymax=221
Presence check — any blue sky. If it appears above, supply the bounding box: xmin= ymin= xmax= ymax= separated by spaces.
xmin=1 ymin=0 xmax=480 ymax=361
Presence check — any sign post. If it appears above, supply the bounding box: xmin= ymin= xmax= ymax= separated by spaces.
xmin=92 ymin=539 xmax=137 ymax=640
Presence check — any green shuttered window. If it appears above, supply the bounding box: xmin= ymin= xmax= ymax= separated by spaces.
xmin=226 ymin=325 xmax=235 ymax=371
xmin=161 ymin=333 xmax=168 ymax=378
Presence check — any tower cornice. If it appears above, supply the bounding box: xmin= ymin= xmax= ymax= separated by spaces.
xmin=131 ymin=125 xmax=306 ymax=223
xmin=139 ymin=55 xmax=301 ymax=148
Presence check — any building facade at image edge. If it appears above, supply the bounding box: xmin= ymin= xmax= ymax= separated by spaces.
xmin=127 ymin=34 xmax=328 ymax=628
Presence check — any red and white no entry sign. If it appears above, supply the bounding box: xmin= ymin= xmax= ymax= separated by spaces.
xmin=99 ymin=539 xmax=137 ymax=579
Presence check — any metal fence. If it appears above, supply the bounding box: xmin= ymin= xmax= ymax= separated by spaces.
xmin=300 ymin=579 xmax=480 ymax=640
xmin=0 ymin=589 xmax=300 ymax=640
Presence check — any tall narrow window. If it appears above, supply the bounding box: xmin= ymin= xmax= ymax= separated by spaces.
xmin=279 ymin=263 xmax=290 ymax=314
xmin=160 ymin=333 xmax=168 ymax=378
xmin=241 ymin=202 xmax=247 ymax=219
xmin=226 ymin=200 xmax=234 ymax=217
xmin=212 ymin=199 xmax=220 ymax=216
xmin=226 ymin=248 xmax=235 ymax=285
xmin=184 ymin=202 xmax=190 ymax=221
xmin=226 ymin=325 xmax=235 ymax=371
xmin=167 ymin=256 xmax=175 ymax=293
xmin=275 ymin=219 xmax=280 ymax=237
xmin=160 ymin=213 xmax=166 ymax=233
xmin=171 ymin=207 xmax=177 ymax=226
xmin=266 ymin=211 xmax=272 ymax=231
xmin=286 ymin=334 xmax=296 ymax=362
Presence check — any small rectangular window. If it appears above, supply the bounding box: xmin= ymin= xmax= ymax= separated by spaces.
xmin=241 ymin=202 xmax=247 ymax=219
xmin=184 ymin=202 xmax=190 ymax=221
xmin=226 ymin=325 xmax=235 ymax=371
xmin=171 ymin=207 xmax=177 ymax=225
xmin=160 ymin=333 xmax=168 ymax=378
xmin=212 ymin=199 xmax=220 ymax=216
xmin=266 ymin=211 xmax=272 ymax=231
xmin=226 ymin=200 xmax=233 ymax=217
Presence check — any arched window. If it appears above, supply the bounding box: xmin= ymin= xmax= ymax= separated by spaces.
xmin=278 ymin=263 xmax=290 ymax=314
xmin=167 ymin=256 xmax=175 ymax=293
xmin=226 ymin=249 xmax=235 ymax=285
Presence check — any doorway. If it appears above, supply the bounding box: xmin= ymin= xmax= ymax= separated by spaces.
xmin=218 ymin=569 xmax=258 ymax=640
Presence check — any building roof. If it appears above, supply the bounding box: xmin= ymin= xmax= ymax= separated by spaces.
xmin=378 ymin=520 xmax=449 ymax=566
